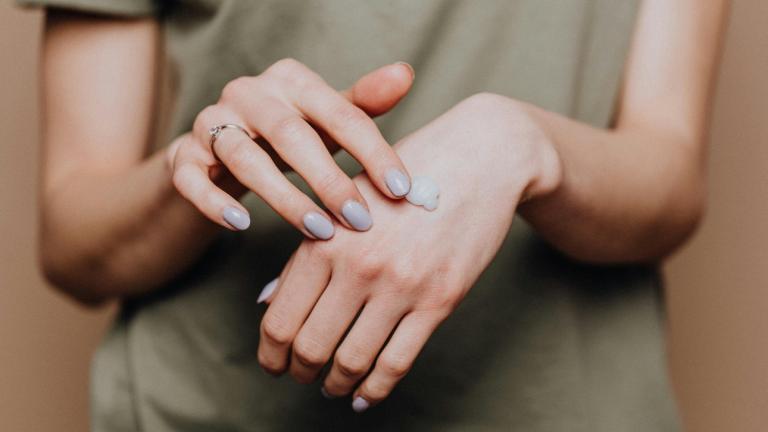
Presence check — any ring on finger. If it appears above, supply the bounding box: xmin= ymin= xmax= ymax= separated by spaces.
xmin=209 ymin=123 xmax=253 ymax=156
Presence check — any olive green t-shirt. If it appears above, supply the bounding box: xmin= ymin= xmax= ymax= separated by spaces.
xmin=20 ymin=0 xmax=680 ymax=431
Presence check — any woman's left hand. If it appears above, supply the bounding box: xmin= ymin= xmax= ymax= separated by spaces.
xmin=256 ymin=93 xmax=562 ymax=411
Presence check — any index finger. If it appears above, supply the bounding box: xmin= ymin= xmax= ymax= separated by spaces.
xmin=290 ymin=69 xmax=412 ymax=199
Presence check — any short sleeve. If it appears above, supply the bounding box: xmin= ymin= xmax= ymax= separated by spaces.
xmin=16 ymin=0 xmax=159 ymax=17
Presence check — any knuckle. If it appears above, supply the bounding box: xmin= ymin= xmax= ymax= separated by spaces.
xmin=385 ymin=258 xmax=421 ymax=288
xmin=292 ymin=337 xmax=327 ymax=368
xmin=223 ymin=141 xmax=260 ymax=173
xmin=261 ymin=316 xmax=293 ymax=346
xmin=328 ymin=103 xmax=369 ymax=133
xmin=306 ymin=240 xmax=337 ymax=262
xmin=257 ymin=351 xmax=285 ymax=375
xmin=269 ymin=58 xmax=304 ymax=74
xmin=193 ymin=104 xmax=220 ymax=133
xmin=220 ymin=76 xmax=253 ymax=101
xmin=351 ymin=249 xmax=386 ymax=280
xmin=269 ymin=116 xmax=308 ymax=144
xmin=462 ymin=92 xmax=509 ymax=110
xmin=378 ymin=354 xmax=412 ymax=379
xmin=361 ymin=380 xmax=391 ymax=401
xmin=171 ymin=164 xmax=201 ymax=195
xmin=201 ymin=189 xmax=221 ymax=209
xmin=171 ymin=166 xmax=189 ymax=190
xmin=277 ymin=192 xmax=306 ymax=216
xmin=267 ymin=58 xmax=314 ymax=88
xmin=315 ymin=170 xmax=350 ymax=197
xmin=421 ymin=283 xmax=463 ymax=316
xmin=334 ymin=351 xmax=369 ymax=378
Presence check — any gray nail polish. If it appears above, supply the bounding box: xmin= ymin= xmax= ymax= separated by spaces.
xmin=222 ymin=206 xmax=250 ymax=230
xmin=385 ymin=168 xmax=411 ymax=197
xmin=352 ymin=396 xmax=370 ymax=413
xmin=341 ymin=200 xmax=372 ymax=231
xmin=320 ymin=387 xmax=335 ymax=399
xmin=303 ymin=212 xmax=335 ymax=240
xmin=257 ymin=277 xmax=278 ymax=304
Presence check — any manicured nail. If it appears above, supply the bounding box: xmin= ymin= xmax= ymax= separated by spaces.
xmin=341 ymin=200 xmax=372 ymax=231
xmin=303 ymin=212 xmax=335 ymax=240
xmin=320 ymin=387 xmax=335 ymax=399
xmin=257 ymin=278 xmax=278 ymax=304
xmin=222 ymin=206 xmax=250 ymax=230
xmin=385 ymin=168 xmax=411 ymax=197
xmin=352 ymin=396 xmax=370 ymax=413
xmin=395 ymin=61 xmax=415 ymax=79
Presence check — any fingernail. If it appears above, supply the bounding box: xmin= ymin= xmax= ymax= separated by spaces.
xmin=302 ymin=212 xmax=335 ymax=240
xmin=395 ymin=61 xmax=415 ymax=79
xmin=341 ymin=200 xmax=372 ymax=231
xmin=257 ymin=278 xmax=278 ymax=304
xmin=385 ymin=168 xmax=411 ymax=197
xmin=352 ymin=396 xmax=370 ymax=413
xmin=222 ymin=206 xmax=250 ymax=230
xmin=320 ymin=387 xmax=335 ymax=399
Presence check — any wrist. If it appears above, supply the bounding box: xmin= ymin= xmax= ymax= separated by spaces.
xmin=449 ymin=94 xmax=563 ymax=210
xmin=493 ymin=97 xmax=564 ymax=206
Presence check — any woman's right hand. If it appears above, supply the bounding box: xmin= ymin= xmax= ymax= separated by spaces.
xmin=167 ymin=59 xmax=415 ymax=239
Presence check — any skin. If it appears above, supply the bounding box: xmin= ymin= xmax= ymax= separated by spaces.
xmin=170 ymin=57 xmax=415 ymax=236
xmin=37 ymin=0 xmax=728 ymax=412
xmin=260 ymin=0 xmax=729 ymax=409
xmin=38 ymin=11 xmax=414 ymax=303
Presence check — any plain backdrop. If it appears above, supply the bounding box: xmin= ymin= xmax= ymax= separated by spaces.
xmin=1 ymin=2 xmax=766 ymax=431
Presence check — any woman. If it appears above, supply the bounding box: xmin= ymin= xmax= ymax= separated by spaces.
xmin=24 ymin=0 xmax=726 ymax=430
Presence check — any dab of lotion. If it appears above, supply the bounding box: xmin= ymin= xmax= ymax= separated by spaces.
xmin=405 ymin=176 xmax=440 ymax=211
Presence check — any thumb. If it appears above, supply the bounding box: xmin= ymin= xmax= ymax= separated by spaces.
xmin=341 ymin=62 xmax=415 ymax=117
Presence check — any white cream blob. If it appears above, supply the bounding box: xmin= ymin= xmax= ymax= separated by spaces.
xmin=405 ymin=176 xmax=440 ymax=211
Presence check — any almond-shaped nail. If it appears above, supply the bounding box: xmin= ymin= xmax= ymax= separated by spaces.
xmin=303 ymin=212 xmax=335 ymax=240
xmin=341 ymin=200 xmax=372 ymax=231
xmin=385 ymin=168 xmax=411 ymax=197
xmin=257 ymin=278 xmax=278 ymax=304
xmin=222 ymin=206 xmax=250 ymax=230
xmin=352 ymin=396 xmax=370 ymax=413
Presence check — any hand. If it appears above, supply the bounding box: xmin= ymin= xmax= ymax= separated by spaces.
xmin=256 ymin=94 xmax=563 ymax=410
xmin=167 ymin=58 xmax=415 ymax=238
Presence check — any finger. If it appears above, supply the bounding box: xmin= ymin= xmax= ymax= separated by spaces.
xmin=288 ymin=275 xmax=368 ymax=384
xmin=293 ymin=71 xmax=413 ymax=200
xmin=171 ymin=136 xmax=250 ymax=231
xmin=321 ymin=298 xmax=409 ymax=397
xmin=340 ymin=62 xmax=415 ymax=116
xmin=241 ymin=99 xmax=373 ymax=232
xmin=306 ymin=62 xmax=416 ymax=156
xmin=211 ymin=123 xmax=338 ymax=240
xmin=258 ymin=246 xmax=332 ymax=375
xmin=350 ymin=311 xmax=442 ymax=413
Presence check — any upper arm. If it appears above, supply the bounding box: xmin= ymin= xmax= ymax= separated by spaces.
xmin=617 ymin=0 xmax=730 ymax=145
xmin=41 ymin=10 xmax=159 ymax=194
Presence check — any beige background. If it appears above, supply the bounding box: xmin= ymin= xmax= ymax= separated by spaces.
xmin=0 ymin=1 xmax=765 ymax=431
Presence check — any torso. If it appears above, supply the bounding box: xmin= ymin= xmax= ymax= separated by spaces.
xmin=92 ymin=1 xmax=680 ymax=430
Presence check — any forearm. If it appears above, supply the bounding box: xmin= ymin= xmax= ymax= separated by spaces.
xmin=41 ymin=149 xmax=220 ymax=304
xmin=518 ymin=103 xmax=705 ymax=263
xmin=514 ymin=0 xmax=726 ymax=264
